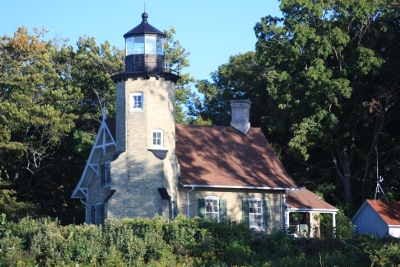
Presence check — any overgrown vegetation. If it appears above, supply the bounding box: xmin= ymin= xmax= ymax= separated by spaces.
xmin=1 ymin=213 xmax=399 ymax=267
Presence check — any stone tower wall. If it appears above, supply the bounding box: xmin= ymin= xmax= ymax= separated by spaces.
xmin=108 ymin=76 xmax=178 ymax=219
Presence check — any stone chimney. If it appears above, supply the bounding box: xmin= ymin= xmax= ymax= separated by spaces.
xmin=230 ymin=99 xmax=251 ymax=134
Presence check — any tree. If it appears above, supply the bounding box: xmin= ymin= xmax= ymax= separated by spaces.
xmin=254 ymin=0 xmax=400 ymax=203
xmin=164 ymin=27 xmax=196 ymax=123
xmin=192 ymin=52 xmax=267 ymax=126
xmin=0 ymin=27 xmax=82 ymax=219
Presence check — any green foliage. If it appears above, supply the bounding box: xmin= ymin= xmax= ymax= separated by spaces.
xmin=253 ymin=0 xmax=400 ymax=203
xmin=164 ymin=27 xmax=196 ymax=123
xmin=192 ymin=51 xmax=267 ymax=127
xmin=4 ymin=215 xmax=400 ymax=266
xmin=319 ymin=209 xmax=355 ymax=240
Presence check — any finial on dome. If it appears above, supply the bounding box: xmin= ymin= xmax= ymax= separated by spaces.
xmin=142 ymin=12 xmax=148 ymax=23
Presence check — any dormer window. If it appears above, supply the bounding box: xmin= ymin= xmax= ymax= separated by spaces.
xmin=130 ymin=92 xmax=143 ymax=111
xmin=152 ymin=130 xmax=163 ymax=148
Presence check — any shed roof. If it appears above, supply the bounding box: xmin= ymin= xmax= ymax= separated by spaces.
xmin=365 ymin=199 xmax=400 ymax=226
xmin=175 ymin=124 xmax=298 ymax=189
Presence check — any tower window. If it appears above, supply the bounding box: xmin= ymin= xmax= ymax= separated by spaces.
xmin=130 ymin=92 xmax=143 ymax=111
xmin=152 ymin=130 xmax=163 ymax=148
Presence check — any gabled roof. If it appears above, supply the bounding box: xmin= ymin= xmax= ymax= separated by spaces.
xmin=286 ymin=188 xmax=338 ymax=212
xmin=175 ymin=124 xmax=298 ymax=190
xmin=71 ymin=118 xmax=116 ymax=198
xmin=358 ymin=199 xmax=400 ymax=226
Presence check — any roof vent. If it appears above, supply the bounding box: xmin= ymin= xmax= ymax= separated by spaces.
xmin=230 ymin=99 xmax=251 ymax=134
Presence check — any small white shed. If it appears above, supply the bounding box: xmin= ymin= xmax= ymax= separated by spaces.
xmin=351 ymin=199 xmax=400 ymax=237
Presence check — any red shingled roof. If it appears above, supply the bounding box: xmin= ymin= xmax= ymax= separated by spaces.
xmin=286 ymin=188 xmax=338 ymax=211
xmin=175 ymin=124 xmax=298 ymax=189
xmin=366 ymin=199 xmax=400 ymax=226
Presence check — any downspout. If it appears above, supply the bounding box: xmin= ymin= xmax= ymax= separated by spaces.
xmin=283 ymin=189 xmax=292 ymax=233
xmin=280 ymin=191 xmax=282 ymax=229
xmin=80 ymin=198 xmax=88 ymax=223
xmin=168 ymin=194 xmax=175 ymax=220
xmin=187 ymin=186 xmax=194 ymax=219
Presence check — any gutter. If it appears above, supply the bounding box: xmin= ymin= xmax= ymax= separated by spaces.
xmin=181 ymin=183 xmax=299 ymax=191
xmin=283 ymin=189 xmax=292 ymax=231
xmin=288 ymin=208 xmax=339 ymax=213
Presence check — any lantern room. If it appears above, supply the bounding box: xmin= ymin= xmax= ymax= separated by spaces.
xmin=124 ymin=12 xmax=165 ymax=73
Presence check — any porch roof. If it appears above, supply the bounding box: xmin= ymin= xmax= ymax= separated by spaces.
xmin=286 ymin=188 xmax=338 ymax=213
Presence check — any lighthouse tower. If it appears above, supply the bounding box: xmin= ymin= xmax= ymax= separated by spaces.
xmin=108 ymin=13 xmax=179 ymax=219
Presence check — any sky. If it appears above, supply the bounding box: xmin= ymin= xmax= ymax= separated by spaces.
xmin=1 ymin=0 xmax=282 ymax=82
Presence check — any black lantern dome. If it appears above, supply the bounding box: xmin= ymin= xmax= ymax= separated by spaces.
xmin=124 ymin=12 xmax=165 ymax=73
xmin=111 ymin=13 xmax=179 ymax=83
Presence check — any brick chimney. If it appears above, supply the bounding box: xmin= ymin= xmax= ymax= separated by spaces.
xmin=230 ymin=99 xmax=251 ymax=134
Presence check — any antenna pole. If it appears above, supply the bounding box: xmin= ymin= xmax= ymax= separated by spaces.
xmin=374 ymin=146 xmax=389 ymax=203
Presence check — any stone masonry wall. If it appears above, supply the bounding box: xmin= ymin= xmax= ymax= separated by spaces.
xmin=177 ymin=186 xmax=286 ymax=233
xmin=86 ymin=145 xmax=115 ymax=223
xmin=108 ymin=76 xmax=177 ymax=220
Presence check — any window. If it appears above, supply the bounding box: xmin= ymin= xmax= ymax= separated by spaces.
xmin=145 ymin=36 xmax=157 ymax=54
xmin=100 ymin=161 xmax=111 ymax=187
xmin=152 ymin=130 xmax=163 ymax=148
xmin=242 ymin=198 xmax=270 ymax=230
xmin=92 ymin=202 xmax=105 ymax=225
xmin=205 ymin=196 xmax=220 ymax=220
xmin=198 ymin=197 xmax=226 ymax=223
xmin=130 ymin=92 xmax=143 ymax=111
xmin=125 ymin=36 xmax=144 ymax=55
xmin=249 ymin=198 xmax=263 ymax=229
xmin=156 ymin=37 xmax=164 ymax=55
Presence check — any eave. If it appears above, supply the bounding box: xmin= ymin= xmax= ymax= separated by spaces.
xmin=181 ymin=183 xmax=299 ymax=191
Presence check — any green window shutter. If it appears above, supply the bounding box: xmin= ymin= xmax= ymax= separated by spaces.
xmin=173 ymin=200 xmax=178 ymax=219
xmin=106 ymin=162 xmax=111 ymax=184
xmin=242 ymin=200 xmax=249 ymax=227
xmin=98 ymin=203 xmax=105 ymax=225
xmin=220 ymin=199 xmax=227 ymax=223
xmin=100 ymin=164 xmax=105 ymax=186
xmin=91 ymin=205 xmax=96 ymax=224
xmin=264 ymin=199 xmax=270 ymax=230
xmin=198 ymin=199 xmax=205 ymax=218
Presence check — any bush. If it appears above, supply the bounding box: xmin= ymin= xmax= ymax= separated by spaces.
xmin=0 ymin=214 xmax=398 ymax=266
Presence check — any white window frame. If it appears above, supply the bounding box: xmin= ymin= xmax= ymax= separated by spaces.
xmin=151 ymin=130 xmax=163 ymax=148
xmin=130 ymin=92 xmax=143 ymax=111
xmin=249 ymin=198 xmax=263 ymax=230
xmin=205 ymin=196 xmax=220 ymax=222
